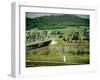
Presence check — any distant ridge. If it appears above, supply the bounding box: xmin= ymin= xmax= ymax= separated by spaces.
xmin=26 ymin=14 xmax=89 ymax=30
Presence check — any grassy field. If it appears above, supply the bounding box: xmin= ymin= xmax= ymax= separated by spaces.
xmin=26 ymin=51 xmax=89 ymax=63
xmin=26 ymin=41 xmax=89 ymax=66
xmin=26 ymin=26 xmax=89 ymax=67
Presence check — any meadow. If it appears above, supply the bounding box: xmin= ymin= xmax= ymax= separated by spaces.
xmin=26 ymin=26 xmax=89 ymax=67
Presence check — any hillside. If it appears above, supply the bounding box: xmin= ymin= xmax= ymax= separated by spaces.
xmin=26 ymin=14 xmax=89 ymax=30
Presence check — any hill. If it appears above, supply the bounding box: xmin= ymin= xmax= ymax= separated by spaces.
xmin=26 ymin=14 xmax=89 ymax=30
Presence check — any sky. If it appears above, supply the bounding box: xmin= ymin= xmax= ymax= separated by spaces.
xmin=26 ymin=12 xmax=89 ymax=19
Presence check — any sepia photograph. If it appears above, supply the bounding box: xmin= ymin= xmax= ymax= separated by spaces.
xmin=25 ymin=12 xmax=90 ymax=67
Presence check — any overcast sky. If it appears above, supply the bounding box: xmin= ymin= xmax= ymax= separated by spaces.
xmin=26 ymin=12 xmax=89 ymax=19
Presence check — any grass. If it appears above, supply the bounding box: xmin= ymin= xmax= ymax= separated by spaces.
xmin=64 ymin=53 xmax=89 ymax=64
xmin=26 ymin=41 xmax=89 ymax=65
xmin=26 ymin=26 xmax=89 ymax=66
xmin=26 ymin=51 xmax=89 ymax=64
xmin=26 ymin=48 xmax=64 ymax=62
